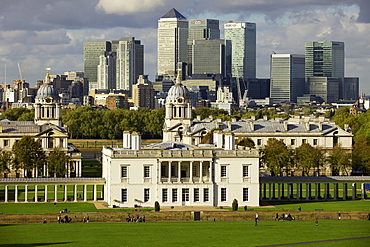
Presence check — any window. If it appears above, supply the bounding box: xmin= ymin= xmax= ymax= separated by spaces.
xmin=302 ymin=139 xmax=307 ymax=144
xmin=257 ymin=139 xmax=262 ymax=145
xmin=60 ymin=139 xmax=64 ymax=148
xmin=192 ymin=165 xmax=197 ymax=176
xmin=161 ymin=165 xmax=166 ymax=176
xmin=162 ymin=188 xmax=168 ymax=202
xmin=3 ymin=140 xmax=9 ymax=147
xmin=194 ymin=188 xmax=199 ymax=202
xmin=313 ymin=139 xmax=318 ymax=145
xmin=203 ymin=188 xmax=209 ymax=202
xmin=171 ymin=165 xmax=175 ymax=177
xmin=290 ymin=139 xmax=295 ymax=145
xmin=144 ymin=166 xmax=150 ymax=178
xmin=121 ymin=189 xmax=127 ymax=202
xmin=243 ymin=166 xmax=249 ymax=177
xmin=221 ymin=166 xmax=227 ymax=177
xmin=243 ymin=188 xmax=249 ymax=202
xmin=121 ymin=166 xmax=128 ymax=178
xmin=144 ymin=188 xmax=150 ymax=202
xmin=221 ymin=188 xmax=227 ymax=202
xmin=172 ymin=188 xmax=178 ymax=202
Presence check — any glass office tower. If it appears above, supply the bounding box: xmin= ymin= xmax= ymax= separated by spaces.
xmin=84 ymin=41 xmax=112 ymax=84
xmin=224 ymin=22 xmax=256 ymax=79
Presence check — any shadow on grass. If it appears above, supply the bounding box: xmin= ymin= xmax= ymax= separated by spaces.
xmin=0 ymin=242 xmax=72 ymax=246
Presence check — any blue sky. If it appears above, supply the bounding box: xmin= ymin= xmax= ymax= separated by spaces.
xmin=0 ymin=0 xmax=369 ymax=94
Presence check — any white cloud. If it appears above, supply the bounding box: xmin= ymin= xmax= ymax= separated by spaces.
xmin=96 ymin=0 xmax=165 ymax=15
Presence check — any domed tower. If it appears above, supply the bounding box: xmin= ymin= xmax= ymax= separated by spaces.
xmin=163 ymin=74 xmax=193 ymax=142
xmin=34 ymin=68 xmax=62 ymax=126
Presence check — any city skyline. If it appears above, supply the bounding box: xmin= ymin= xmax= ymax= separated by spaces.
xmin=0 ymin=1 xmax=369 ymax=94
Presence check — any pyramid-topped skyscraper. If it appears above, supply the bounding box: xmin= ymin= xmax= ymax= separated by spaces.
xmin=157 ymin=8 xmax=188 ymax=78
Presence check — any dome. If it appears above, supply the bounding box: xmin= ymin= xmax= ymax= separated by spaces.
xmin=35 ymin=73 xmax=59 ymax=100
xmin=166 ymin=76 xmax=190 ymax=101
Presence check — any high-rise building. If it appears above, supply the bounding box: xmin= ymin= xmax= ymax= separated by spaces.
xmin=305 ymin=41 xmax=344 ymax=97
xmin=191 ymin=39 xmax=231 ymax=78
xmin=224 ymin=22 xmax=256 ymax=79
xmin=97 ymin=51 xmax=116 ymax=90
xmin=84 ymin=41 xmax=112 ymax=85
xmin=308 ymin=77 xmax=339 ymax=103
xmin=113 ymin=37 xmax=144 ymax=92
xmin=343 ymin=77 xmax=359 ymax=100
xmin=270 ymin=54 xmax=305 ymax=103
xmin=157 ymin=8 xmax=188 ymax=78
xmin=187 ymin=19 xmax=220 ymax=76
xmin=132 ymin=75 xmax=155 ymax=109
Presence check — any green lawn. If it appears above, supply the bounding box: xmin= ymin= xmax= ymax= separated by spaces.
xmin=1 ymin=221 xmax=369 ymax=246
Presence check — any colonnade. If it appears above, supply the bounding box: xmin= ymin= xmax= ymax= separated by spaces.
xmin=1 ymin=183 xmax=104 ymax=203
xmin=260 ymin=182 xmax=368 ymax=200
xmin=159 ymin=161 xmax=212 ymax=183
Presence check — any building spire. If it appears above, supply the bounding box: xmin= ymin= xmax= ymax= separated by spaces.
xmin=45 ymin=68 xmax=51 ymax=85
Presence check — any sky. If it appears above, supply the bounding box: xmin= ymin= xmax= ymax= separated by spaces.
xmin=0 ymin=0 xmax=369 ymax=94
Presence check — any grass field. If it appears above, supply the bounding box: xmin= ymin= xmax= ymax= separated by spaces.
xmin=1 ymin=221 xmax=369 ymax=246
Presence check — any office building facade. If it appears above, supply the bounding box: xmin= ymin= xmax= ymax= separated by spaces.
xmin=157 ymin=8 xmax=188 ymax=78
xmin=224 ymin=22 xmax=256 ymax=79
xmin=270 ymin=54 xmax=305 ymax=103
xmin=84 ymin=41 xmax=112 ymax=85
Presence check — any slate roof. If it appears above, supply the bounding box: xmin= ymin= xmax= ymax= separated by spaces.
xmin=161 ymin=8 xmax=186 ymax=19
xmin=146 ymin=141 xmax=197 ymax=150
xmin=190 ymin=120 xmax=338 ymax=134
xmin=0 ymin=119 xmax=67 ymax=135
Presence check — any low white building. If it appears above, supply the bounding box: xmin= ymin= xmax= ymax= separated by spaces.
xmin=102 ymin=76 xmax=260 ymax=208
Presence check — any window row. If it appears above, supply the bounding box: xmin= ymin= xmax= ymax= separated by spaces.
xmin=221 ymin=165 xmax=249 ymax=178
xmin=256 ymin=138 xmax=319 ymax=146
xmin=221 ymin=188 xmax=249 ymax=202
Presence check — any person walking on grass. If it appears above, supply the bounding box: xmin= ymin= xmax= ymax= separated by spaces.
xmin=255 ymin=213 xmax=259 ymax=227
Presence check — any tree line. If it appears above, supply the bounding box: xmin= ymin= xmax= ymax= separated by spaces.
xmin=0 ymin=136 xmax=69 ymax=178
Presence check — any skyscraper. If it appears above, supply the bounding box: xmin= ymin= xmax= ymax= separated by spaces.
xmin=113 ymin=37 xmax=144 ymax=92
xmin=187 ymin=19 xmax=220 ymax=76
xmin=270 ymin=54 xmax=305 ymax=103
xmin=84 ymin=41 xmax=112 ymax=85
xmin=224 ymin=22 xmax=256 ymax=79
xmin=305 ymin=41 xmax=344 ymax=98
xmin=157 ymin=8 xmax=188 ymax=78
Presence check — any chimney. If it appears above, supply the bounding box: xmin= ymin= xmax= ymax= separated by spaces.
xmin=213 ymin=129 xmax=223 ymax=148
xmin=131 ymin=132 xmax=141 ymax=150
xmin=318 ymin=122 xmax=323 ymax=131
xmin=123 ymin=131 xmax=131 ymax=148
xmin=251 ymin=115 xmax=256 ymax=121
xmin=224 ymin=133 xmax=235 ymax=150
xmin=263 ymin=115 xmax=268 ymax=121
xmin=305 ymin=122 xmax=310 ymax=131
xmin=249 ymin=121 xmax=254 ymax=131
xmin=197 ymin=115 xmax=201 ymax=121
xmin=283 ymin=121 xmax=288 ymax=131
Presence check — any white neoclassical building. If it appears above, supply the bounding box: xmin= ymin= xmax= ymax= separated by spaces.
xmin=0 ymin=70 xmax=82 ymax=178
xmin=102 ymin=76 xmax=260 ymax=208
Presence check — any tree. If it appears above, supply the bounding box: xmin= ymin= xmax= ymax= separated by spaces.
xmin=1 ymin=108 xmax=33 ymax=121
xmin=352 ymin=135 xmax=370 ymax=173
xmin=236 ymin=137 xmax=255 ymax=148
xmin=0 ymin=151 xmax=12 ymax=175
xmin=327 ymin=144 xmax=352 ymax=175
xmin=154 ymin=201 xmax=160 ymax=212
xmin=295 ymin=143 xmax=326 ymax=176
xmin=232 ymin=199 xmax=238 ymax=211
xmin=47 ymin=149 xmax=69 ymax=177
xmin=12 ymin=136 xmax=46 ymax=177
xmin=261 ymin=138 xmax=292 ymax=176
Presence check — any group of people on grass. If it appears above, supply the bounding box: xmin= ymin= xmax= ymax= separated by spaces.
xmin=275 ymin=213 xmax=294 ymax=221
xmin=57 ymin=215 xmax=72 ymax=223
xmin=126 ymin=215 xmax=146 ymax=223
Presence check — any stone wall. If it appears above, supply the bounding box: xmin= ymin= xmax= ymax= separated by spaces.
xmin=0 ymin=211 xmax=369 ymax=224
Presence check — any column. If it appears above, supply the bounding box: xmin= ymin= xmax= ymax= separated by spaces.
xmin=287 ymin=183 xmax=291 ymax=200
xmin=362 ymin=183 xmax=366 ymax=199
xmin=263 ymin=183 xmax=267 ymax=199
xmin=168 ymin=161 xmax=171 ymax=183
xmin=158 ymin=161 xmax=162 ymax=183
xmin=314 ymin=183 xmax=318 ymax=200
xmin=352 ymin=183 xmax=356 ymax=200
xmin=189 ymin=161 xmax=193 ymax=183
xmin=272 ymin=183 xmax=276 ymax=199
xmin=64 ymin=185 xmax=67 ymax=201
xmin=208 ymin=162 xmax=212 ymax=183
xmin=15 ymin=185 xmax=18 ymax=203
xmin=25 ymin=185 xmax=28 ymax=202
xmin=84 ymin=184 xmax=87 ymax=201
xmin=259 ymin=184 xmax=263 ymax=199
xmin=54 ymin=185 xmax=58 ymax=202
xmin=296 ymin=183 xmax=300 ymax=200
xmin=343 ymin=183 xmax=347 ymax=200
xmin=35 ymin=185 xmax=38 ymax=202
xmin=44 ymin=185 xmax=48 ymax=202
xmin=277 ymin=183 xmax=281 ymax=200
xmin=200 ymin=161 xmax=203 ymax=183
xmin=324 ymin=183 xmax=328 ymax=200
xmin=281 ymin=183 xmax=284 ymax=199
xmin=306 ymin=183 xmax=310 ymax=200
xmin=94 ymin=184 xmax=97 ymax=201
xmin=178 ymin=161 xmax=181 ymax=183
xmin=269 ymin=183 xmax=273 ymax=200
xmin=334 ymin=183 xmax=338 ymax=200
xmin=5 ymin=185 xmax=8 ymax=202
xmin=74 ymin=184 xmax=77 ymax=202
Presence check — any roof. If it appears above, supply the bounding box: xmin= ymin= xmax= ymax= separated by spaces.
xmin=0 ymin=119 xmax=67 ymax=135
xmin=161 ymin=8 xmax=186 ymax=19
xmin=146 ymin=141 xmax=197 ymax=150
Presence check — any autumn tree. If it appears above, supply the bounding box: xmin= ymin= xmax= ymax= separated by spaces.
xmin=47 ymin=149 xmax=69 ymax=177
xmin=12 ymin=136 xmax=46 ymax=177
xmin=327 ymin=144 xmax=352 ymax=175
xmin=0 ymin=151 xmax=12 ymax=176
xmin=352 ymin=135 xmax=370 ymax=173
xmin=261 ymin=138 xmax=293 ymax=176
xmin=295 ymin=143 xmax=326 ymax=176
